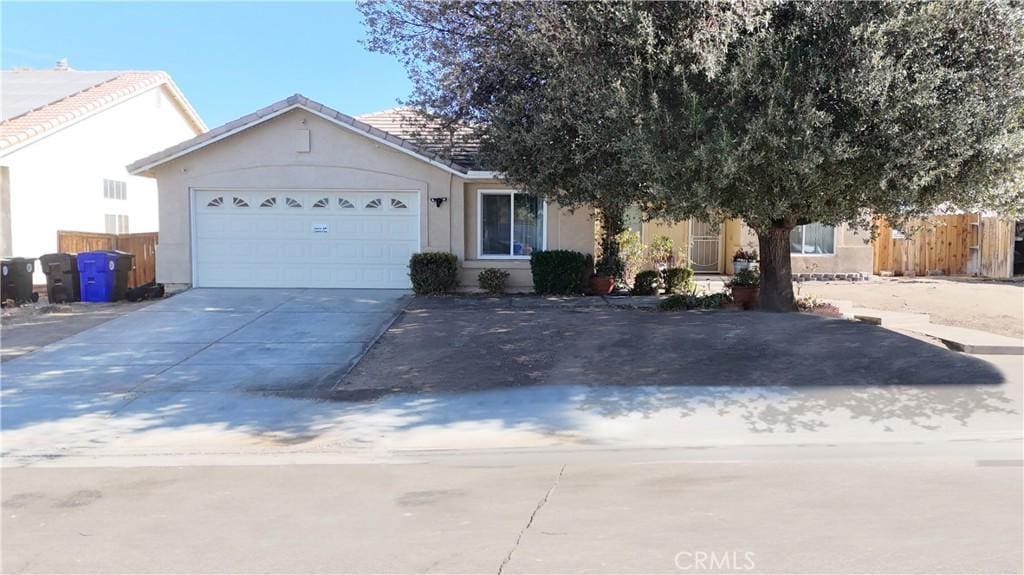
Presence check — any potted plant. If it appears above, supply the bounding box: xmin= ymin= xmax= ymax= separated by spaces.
xmin=726 ymin=268 xmax=760 ymax=309
xmin=591 ymin=254 xmax=619 ymax=294
xmin=732 ymin=248 xmax=759 ymax=274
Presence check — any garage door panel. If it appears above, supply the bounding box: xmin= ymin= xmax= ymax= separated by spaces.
xmin=194 ymin=190 xmax=418 ymax=288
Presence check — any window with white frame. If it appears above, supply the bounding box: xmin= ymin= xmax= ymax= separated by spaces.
xmin=104 ymin=214 xmax=129 ymax=234
xmin=790 ymin=223 xmax=835 ymax=254
xmin=479 ymin=190 xmax=545 ymax=258
xmin=103 ymin=179 xmax=127 ymax=200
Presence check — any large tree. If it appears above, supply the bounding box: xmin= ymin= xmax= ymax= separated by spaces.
xmin=361 ymin=1 xmax=1024 ymax=310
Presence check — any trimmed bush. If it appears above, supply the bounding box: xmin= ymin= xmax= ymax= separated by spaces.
xmin=632 ymin=270 xmax=661 ymax=295
xmin=661 ymin=267 xmax=695 ymax=294
xmin=530 ymin=250 xmax=591 ymax=295
xmin=478 ymin=268 xmax=510 ymax=294
xmin=408 ymin=252 xmax=459 ymax=294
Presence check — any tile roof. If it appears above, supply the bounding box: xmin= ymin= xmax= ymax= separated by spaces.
xmin=128 ymin=94 xmax=479 ymax=176
xmin=2 ymin=69 xmax=122 ymax=120
xmin=0 ymin=70 xmax=206 ymax=155
xmin=356 ymin=107 xmax=482 ymax=169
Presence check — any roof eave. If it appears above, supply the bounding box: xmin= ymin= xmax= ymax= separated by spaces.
xmin=128 ymin=96 xmax=473 ymax=177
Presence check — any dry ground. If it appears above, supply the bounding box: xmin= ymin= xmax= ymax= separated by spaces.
xmin=801 ymin=277 xmax=1024 ymax=339
xmin=340 ymin=300 xmax=1003 ymax=398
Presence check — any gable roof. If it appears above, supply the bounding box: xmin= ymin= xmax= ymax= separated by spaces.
xmin=0 ymin=69 xmax=206 ymax=155
xmin=127 ymin=94 xmax=478 ymax=177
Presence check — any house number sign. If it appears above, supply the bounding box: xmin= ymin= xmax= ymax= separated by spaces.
xmin=312 ymin=224 xmax=329 ymax=233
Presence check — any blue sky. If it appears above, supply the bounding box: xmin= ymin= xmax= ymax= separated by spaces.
xmin=1 ymin=2 xmax=414 ymax=126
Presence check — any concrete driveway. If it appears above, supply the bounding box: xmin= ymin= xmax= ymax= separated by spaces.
xmin=1 ymin=288 xmax=408 ymax=398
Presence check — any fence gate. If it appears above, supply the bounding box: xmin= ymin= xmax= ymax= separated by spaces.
xmin=689 ymin=219 xmax=722 ymax=273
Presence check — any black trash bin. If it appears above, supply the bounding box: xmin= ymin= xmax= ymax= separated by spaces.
xmin=109 ymin=250 xmax=135 ymax=301
xmin=1 ymin=257 xmax=39 ymax=305
xmin=39 ymin=253 xmax=80 ymax=303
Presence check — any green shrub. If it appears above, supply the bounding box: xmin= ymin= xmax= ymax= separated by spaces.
xmin=408 ymin=252 xmax=459 ymax=294
xmin=727 ymin=268 xmax=761 ymax=287
xmin=478 ymin=268 xmax=510 ymax=294
xmin=632 ymin=270 xmax=662 ymax=295
xmin=661 ymin=267 xmax=695 ymax=294
xmin=530 ymin=250 xmax=591 ymax=295
xmin=658 ymin=292 xmax=733 ymax=311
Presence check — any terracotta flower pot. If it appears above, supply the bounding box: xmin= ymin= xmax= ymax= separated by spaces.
xmin=730 ymin=286 xmax=760 ymax=310
xmin=590 ymin=275 xmax=615 ymax=295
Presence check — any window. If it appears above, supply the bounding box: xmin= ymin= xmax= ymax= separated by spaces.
xmin=104 ymin=214 xmax=129 ymax=234
xmin=390 ymin=198 xmax=408 ymax=209
xmin=285 ymin=197 xmax=302 ymax=208
xmin=338 ymin=198 xmax=355 ymax=209
xmin=103 ymin=179 xmax=127 ymax=200
xmin=479 ymin=191 xmax=545 ymax=258
xmin=790 ymin=223 xmax=835 ymax=255
xmin=313 ymin=198 xmax=329 ymax=208
xmin=365 ymin=198 xmax=383 ymax=209
xmin=260 ymin=197 xmax=277 ymax=208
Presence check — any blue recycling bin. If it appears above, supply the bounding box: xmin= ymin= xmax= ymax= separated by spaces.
xmin=77 ymin=251 xmax=120 ymax=302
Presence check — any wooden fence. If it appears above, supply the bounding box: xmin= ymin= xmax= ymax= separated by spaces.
xmin=873 ymin=215 xmax=1015 ymax=278
xmin=57 ymin=230 xmax=158 ymax=288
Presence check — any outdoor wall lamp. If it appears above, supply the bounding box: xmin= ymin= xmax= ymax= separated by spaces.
xmin=431 ymin=197 xmax=448 ymax=208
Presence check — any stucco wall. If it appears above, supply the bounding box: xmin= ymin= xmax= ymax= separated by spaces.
xmin=0 ymin=167 xmax=10 ymax=258
xmin=1 ymin=85 xmax=200 ymax=281
xmin=149 ymin=108 xmax=464 ymax=287
xmin=791 ymin=224 xmax=873 ymax=275
xmin=730 ymin=222 xmax=872 ymax=275
xmin=460 ymin=181 xmax=595 ymax=290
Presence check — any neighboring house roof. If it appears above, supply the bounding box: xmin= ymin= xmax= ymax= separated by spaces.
xmin=356 ymin=107 xmax=482 ymax=170
xmin=128 ymin=94 xmax=482 ymax=177
xmin=0 ymin=69 xmax=207 ymax=155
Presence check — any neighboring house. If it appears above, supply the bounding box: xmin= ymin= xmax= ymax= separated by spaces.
xmin=0 ymin=62 xmax=206 ymax=282
xmin=127 ymin=94 xmax=870 ymax=291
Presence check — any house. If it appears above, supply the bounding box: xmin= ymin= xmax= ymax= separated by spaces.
xmin=127 ymin=94 xmax=872 ymax=291
xmin=0 ymin=61 xmax=206 ymax=282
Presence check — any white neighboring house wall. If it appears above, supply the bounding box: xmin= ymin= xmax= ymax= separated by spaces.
xmin=1 ymin=84 xmax=202 ymax=282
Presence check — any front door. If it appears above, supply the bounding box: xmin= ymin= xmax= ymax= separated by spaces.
xmin=689 ymin=219 xmax=722 ymax=273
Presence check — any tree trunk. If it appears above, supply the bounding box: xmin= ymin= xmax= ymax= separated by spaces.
xmin=756 ymin=225 xmax=798 ymax=312
xmin=597 ymin=206 xmax=626 ymax=278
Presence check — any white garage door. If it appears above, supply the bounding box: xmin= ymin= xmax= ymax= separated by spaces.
xmin=193 ymin=190 xmax=419 ymax=288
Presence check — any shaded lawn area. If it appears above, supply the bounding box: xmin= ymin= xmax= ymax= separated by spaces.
xmin=338 ymin=297 xmax=1004 ymax=397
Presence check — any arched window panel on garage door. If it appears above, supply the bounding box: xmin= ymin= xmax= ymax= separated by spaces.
xmin=338 ymin=198 xmax=356 ymax=209
xmin=365 ymin=198 xmax=383 ymax=209
xmin=206 ymin=196 xmax=224 ymax=208
xmin=313 ymin=197 xmax=330 ymax=208
xmin=286 ymin=197 xmax=302 ymax=208
xmin=260 ymin=197 xmax=278 ymax=208
xmin=390 ymin=198 xmax=408 ymax=209
xmin=232 ymin=197 xmax=249 ymax=208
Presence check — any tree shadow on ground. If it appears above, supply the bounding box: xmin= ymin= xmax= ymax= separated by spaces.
xmin=0 ymin=305 xmax=1016 ymax=455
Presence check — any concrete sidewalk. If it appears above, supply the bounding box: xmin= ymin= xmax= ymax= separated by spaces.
xmin=3 ymin=354 xmax=1020 ymax=468
xmin=848 ymin=307 xmax=1024 ymax=354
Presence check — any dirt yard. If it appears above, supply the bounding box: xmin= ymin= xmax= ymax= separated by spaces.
xmin=339 ymin=298 xmax=1003 ymax=398
xmin=802 ymin=277 xmax=1024 ymax=339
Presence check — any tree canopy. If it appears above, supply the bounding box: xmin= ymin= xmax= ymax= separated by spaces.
xmin=361 ymin=1 xmax=1024 ymax=309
